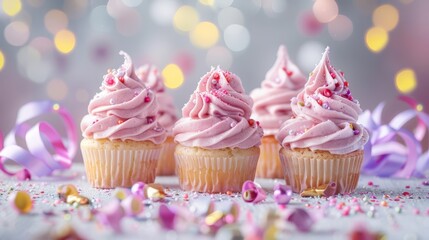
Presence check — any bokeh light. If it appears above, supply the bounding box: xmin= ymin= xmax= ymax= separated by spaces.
xmin=54 ymin=30 xmax=76 ymax=54
xmin=328 ymin=15 xmax=353 ymax=41
xmin=4 ymin=21 xmax=30 ymax=47
xmin=223 ymin=24 xmax=250 ymax=52
xmin=64 ymin=0 xmax=88 ymax=17
xmin=215 ymin=0 xmax=233 ymax=9
xmin=150 ymin=0 xmax=178 ymax=26
xmin=162 ymin=64 xmax=184 ymax=89
xmin=173 ymin=5 xmax=199 ymax=32
xmin=199 ymin=0 xmax=214 ymax=7
xmin=365 ymin=27 xmax=389 ymax=53
xmin=122 ymin=0 xmax=143 ymax=8
xmin=30 ymin=37 xmax=54 ymax=56
xmin=395 ymin=68 xmax=417 ymax=94
xmin=190 ymin=21 xmax=219 ymax=49
xmin=0 ymin=50 xmax=5 ymax=72
xmin=312 ymin=0 xmax=339 ymax=23
xmin=90 ymin=5 xmax=114 ymax=32
xmin=373 ymin=4 xmax=399 ymax=32
xmin=299 ymin=11 xmax=323 ymax=36
xmin=46 ymin=79 xmax=69 ymax=101
xmin=297 ymin=41 xmax=325 ymax=73
xmin=75 ymin=89 xmax=90 ymax=103
xmin=2 ymin=0 xmax=22 ymax=17
xmin=107 ymin=0 xmax=128 ymax=19
xmin=173 ymin=52 xmax=195 ymax=75
xmin=44 ymin=9 xmax=69 ymax=35
xmin=115 ymin=8 xmax=141 ymax=36
xmin=206 ymin=46 xmax=233 ymax=69
xmin=217 ymin=7 xmax=245 ymax=30
xmin=17 ymin=46 xmax=52 ymax=83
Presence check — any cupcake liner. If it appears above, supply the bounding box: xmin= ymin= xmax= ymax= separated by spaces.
xmin=279 ymin=148 xmax=363 ymax=194
xmin=81 ymin=140 xmax=161 ymax=189
xmin=175 ymin=147 xmax=259 ymax=193
xmin=156 ymin=137 xmax=177 ymax=176
xmin=255 ymin=136 xmax=283 ymax=179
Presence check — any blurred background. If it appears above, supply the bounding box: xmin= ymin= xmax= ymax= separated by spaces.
xmin=1 ymin=0 xmax=428 ymax=162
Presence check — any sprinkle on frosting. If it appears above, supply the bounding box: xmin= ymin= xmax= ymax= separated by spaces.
xmin=173 ymin=66 xmax=263 ymax=149
xmin=276 ymin=47 xmax=369 ymax=154
xmin=81 ymin=51 xmax=166 ymax=144
xmin=250 ymin=45 xmax=307 ymax=136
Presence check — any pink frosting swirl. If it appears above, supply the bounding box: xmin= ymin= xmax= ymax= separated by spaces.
xmin=251 ymin=45 xmax=306 ymax=135
xmin=173 ymin=66 xmax=263 ymax=149
xmin=81 ymin=51 xmax=166 ymax=144
xmin=136 ymin=65 xmax=178 ymax=134
xmin=276 ymin=47 xmax=369 ymax=154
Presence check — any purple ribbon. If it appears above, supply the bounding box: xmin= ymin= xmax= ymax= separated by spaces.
xmin=359 ymin=96 xmax=429 ymax=178
xmin=0 ymin=101 xmax=77 ymax=179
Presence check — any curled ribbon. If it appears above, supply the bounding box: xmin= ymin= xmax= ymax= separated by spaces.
xmin=359 ymin=96 xmax=429 ymax=178
xmin=0 ymin=101 xmax=77 ymax=179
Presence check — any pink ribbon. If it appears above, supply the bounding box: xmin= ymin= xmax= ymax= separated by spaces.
xmin=359 ymin=96 xmax=429 ymax=178
xmin=0 ymin=101 xmax=77 ymax=179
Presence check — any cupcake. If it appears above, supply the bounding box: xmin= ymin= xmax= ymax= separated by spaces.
xmin=250 ymin=45 xmax=306 ymax=178
xmin=173 ymin=66 xmax=264 ymax=193
xmin=276 ymin=47 xmax=369 ymax=194
xmin=136 ymin=65 xmax=178 ymax=176
xmin=80 ymin=51 xmax=166 ymax=188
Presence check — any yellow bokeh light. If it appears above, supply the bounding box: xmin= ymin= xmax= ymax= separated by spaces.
xmin=365 ymin=27 xmax=389 ymax=53
xmin=0 ymin=50 xmax=5 ymax=72
xmin=162 ymin=64 xmax=184 ymax=89
xmin=54 ymin=30 xmax=76 ymax=54
xmin=190 ymin=21 xmax=219 ymax=49
xmin=416 ymin=104 xmax=423 ymax=112
xmin=373 ymin=4 xmax=399 ymax=32
xmin=199 ymin=0 xmax=214 ymax=6
xmin=173 ymin=6 xmax=199 ymax=32
xmin=395 ymin=68 xmax=417 ymax=94
xmin=2 ymin=0 xmax=22 ymax=16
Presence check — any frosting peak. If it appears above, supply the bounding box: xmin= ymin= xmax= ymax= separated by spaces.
xmin=136 ymin=64 xmax=178 ymax=134
xmin=173 ymin=66 xmax=263 ymax=149
xmin=81 ymin=51 xmax=166 ymax=144
xmin=276 ymin=47 xmax=369 ymax=154
xmin=250 ymin=45 xmax=306 ymax=135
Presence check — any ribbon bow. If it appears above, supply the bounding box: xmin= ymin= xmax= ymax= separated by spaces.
xmin=0 ymin=101 xmax=77 ymax=180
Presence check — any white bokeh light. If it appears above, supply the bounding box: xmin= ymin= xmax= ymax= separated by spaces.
xmin=223 ymin=24 xmax=250 ymax=52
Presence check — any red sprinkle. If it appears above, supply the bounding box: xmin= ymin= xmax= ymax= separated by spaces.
xmin=405 ymin=185 xmax=411 ymax=189
xmin=368 ymin=181 xmax=374 ymax=186
xmin=144 ymin=96 xmax=151 ymax=102
xmin=402 ymin=191 xmax=410 ymax=196
xmin=317 ymin=99 xmax=323 ymax=105
xmin=323 ymin=89 xmax=332 ymax=97
xmin=213 ymin=73 xmax=220 ymax=80
xmin=118 ymin=76 xmax=125 ymax=83
xmin=340 ymin=71 xmax=344 ymax=77
xmin=248 ymin=119 xmax=255 ymax=126
xmin=286 ymin=70 xmax=293 ymax=77
xmin=344 ymin=81 xmax=349 ymax=87
xmin=204 ymin=96 xmax=211 ymax=103
xmin=330 ymin=72 xmax=336 ymax=79
xmin=106 ymin=78 xmax=114 ymax=85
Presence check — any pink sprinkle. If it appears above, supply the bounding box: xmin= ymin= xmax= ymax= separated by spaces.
xmin=354 ymin=205 xmax=363 ymax=213
xmin=278 ymin=204 xmax=286 ymax=210
xmin=330 ymin=72 xmax=336 ymax=79
xmin=368 ymin=181 xmax=374 ymax=186
xmin=402 ymin=192 xmax=410 ymax=196
xmin=204 ymin=96 xmax=211 ymax=103
xmin=342 ymin=206 xmax=350 ymax=216
xmin=351 ymin=198 xmax=358 ymax=203
xmin=336 ymin=202 xmax=345 ymax=210
xmin=183 ymin=193 xmax=188 ymax=199
xmin=414 ymin=208 xmax=421 ymax=215
xmin=106 ymin=78 xmax=115 ymax=85
xmin=405 ymin=185 xmax=410 ymax=189
xmin=144 ymin=96 xmax=151 ymax=102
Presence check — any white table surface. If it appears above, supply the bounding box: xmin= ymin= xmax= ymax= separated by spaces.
xmin=1 ymin=163 xmax=428 ymax=240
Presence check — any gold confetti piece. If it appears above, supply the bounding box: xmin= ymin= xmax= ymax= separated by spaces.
xmin=205 ymin=211 xmax=224 ymax=226
xmin=144 ymin=183 xmax=166 ymax=201
xmin=66 ymin=195 xmax=90 ymax=207
xmin=9 ymin=191 xmax=33 ymax=214
xmin=57 ymin=184 xmax=79 ymax=202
